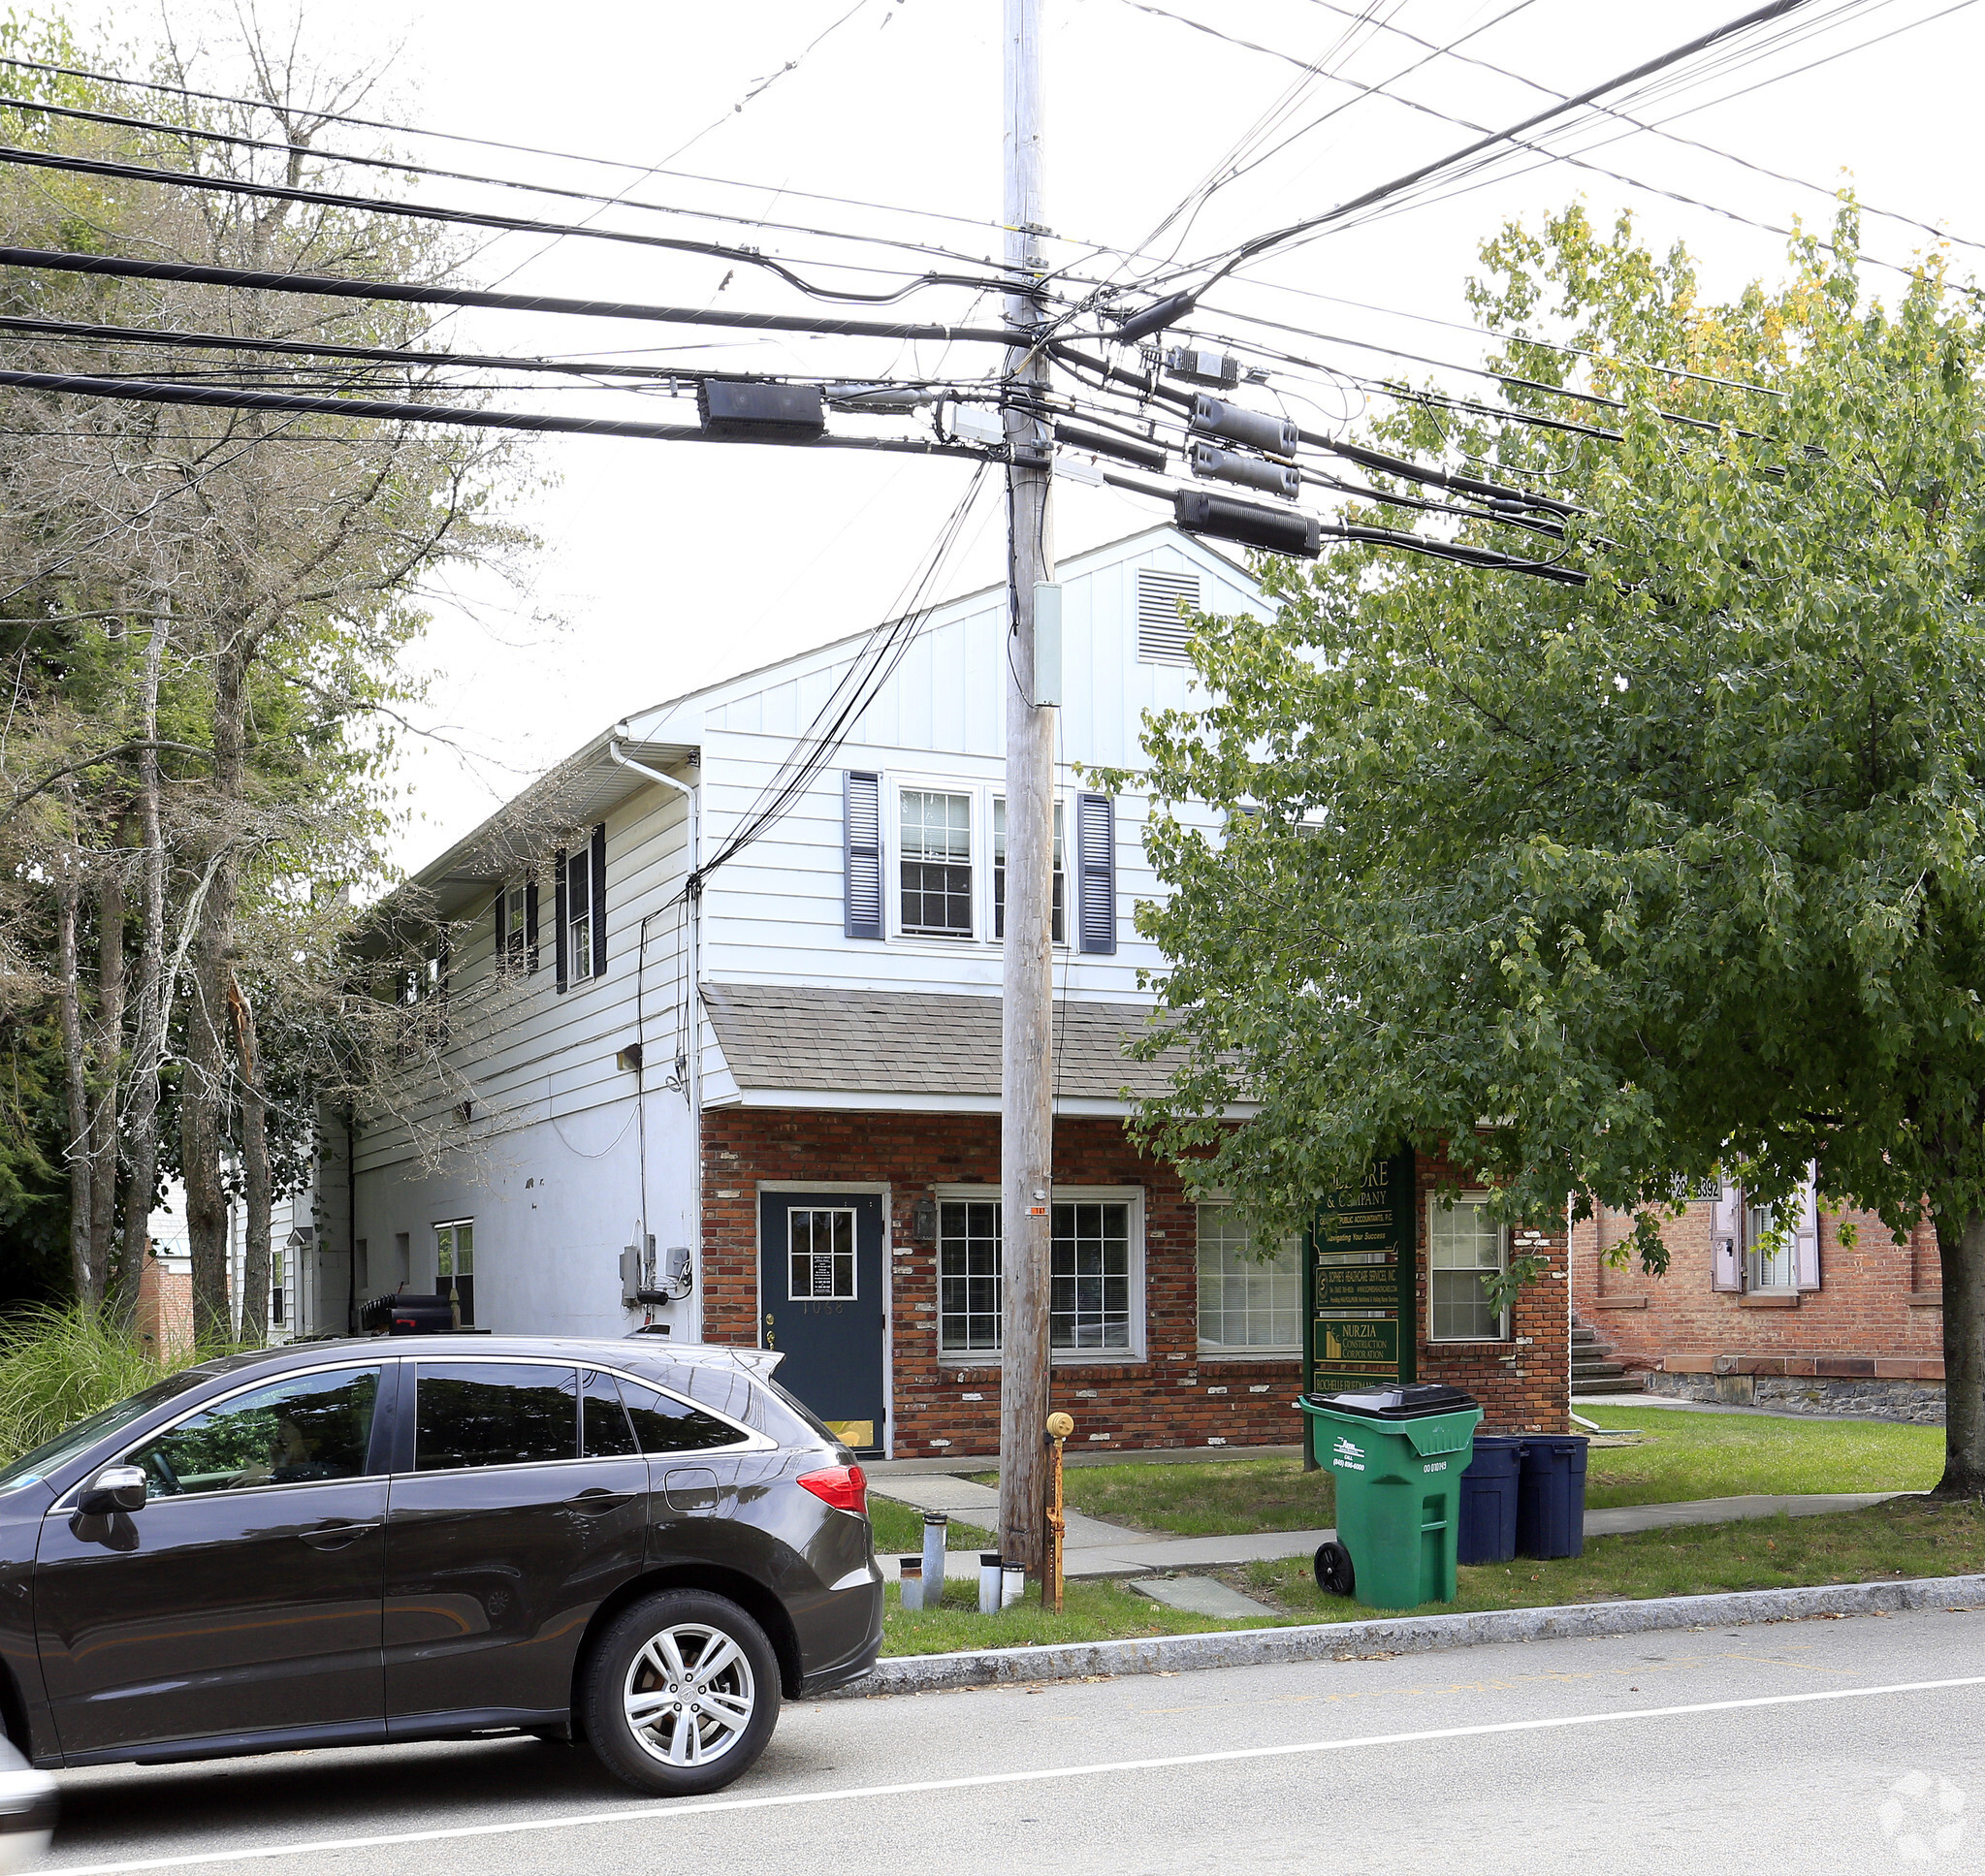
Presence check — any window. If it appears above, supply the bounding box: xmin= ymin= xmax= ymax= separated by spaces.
xmin=937 ymin=1192 xmax=1142 ymax=1359
xmin=415 ymin=1362 xmax=576 ymax=1471
xmin=1745 ymin=1198 xmax=1796 ymax=1291
xmin=938 ymin=1197 xmax=1003 ymax=1354
xmin=567 ymin=848 xmax=594 ymax=981
xmin=1137 ymin=567 xmax=1201 ymax=664
xmin=992 ymin=798 xmax=1066 ymax=941
xmin=393 ymin=943 xmax=448 ymax=1058
xmin=1427 ymin=1195 xmax=1507 ymax=1341
xmin=127 ymin=1366 xmax=381 ymax=1496
xmin=434 ymin=1219 xmax=474 ymax=1326
xmin=556 ymin=824 xmax=607 ymax=990
xmin=616 ymin=1375 xmax=747 ymax=1453
xmin=788 ymin=1207 xmax=856 ymax=1300
xmin=496 ymin=881 xmax=535 ymax=975
xmin=899 ymin=788 xmax=973 ymax=937
xmin=1196 ymin=1205 xmax=1300 ymax=1352
xmin=581 ymin=1368 xmax=640 ymax=1457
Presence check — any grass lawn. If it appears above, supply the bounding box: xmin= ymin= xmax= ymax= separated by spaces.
xmin=959 ymin=1406 xmax=1941 ymax=1540
xmin=875 ymin=1498 xmax=1985 ymax=1655
xmin=869 ymin=1496 xmax=994 ymax=1557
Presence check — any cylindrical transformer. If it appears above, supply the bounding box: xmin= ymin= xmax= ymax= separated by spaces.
xmin=899 ymin=1557 xmax=924 ymax=1611
xmin=921 ymin=1511 xmax=948 ymax=1604
xmin=1190 ymin=441 xmax=1300 ymax=500
xmin=1190 ymin=395 xmax=1298 ymax=460
xmin=978 ymin=1552 xmax=1005 ymax=1614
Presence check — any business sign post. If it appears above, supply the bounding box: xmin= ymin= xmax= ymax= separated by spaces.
xmin=1302 ymin=1151 xmax=1418 ymax=1459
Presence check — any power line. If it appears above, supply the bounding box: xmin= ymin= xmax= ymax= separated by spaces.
xmin=0 ymin=365 xmax=987 ymax=455
xmin=0 ymin=142 xmax=1009 ymax=306
xmin=0 ymin=246 xmax=1026 ymax=345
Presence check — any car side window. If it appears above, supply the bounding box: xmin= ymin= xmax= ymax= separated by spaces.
xmin=616 ymin=1376 xmax=745 ymax=1454
xmin=126 ymin=1367 xmax=382 ymax=1497
xmin=580 ymin=1369 xmax=639 ymax=1457
xmin=415 ymin=1363 xmax=578 ymax=1472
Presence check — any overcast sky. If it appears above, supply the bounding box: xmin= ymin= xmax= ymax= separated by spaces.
xmin=71 ymin=0 xmax=1985 ymax=870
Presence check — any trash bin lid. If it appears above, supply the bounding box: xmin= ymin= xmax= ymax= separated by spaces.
xmin=1304 ymin=1383 xmax=1479 ymax=1420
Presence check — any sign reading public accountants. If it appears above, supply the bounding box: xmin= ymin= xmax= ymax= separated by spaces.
xmin=1305 ymin=1150 xmax=1417 ymax=1390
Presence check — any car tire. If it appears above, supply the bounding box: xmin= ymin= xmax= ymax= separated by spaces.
xmin=1313 ymin=1541 xmax=1355 ymax=1598
xmin=581 ymin=1590 xmax=781 ymax=1797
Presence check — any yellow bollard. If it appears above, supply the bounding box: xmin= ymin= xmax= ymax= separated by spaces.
xmin=1043 ymin=1412 xmax=1073 ymax=1612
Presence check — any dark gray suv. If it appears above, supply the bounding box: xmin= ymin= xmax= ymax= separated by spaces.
xmin=0 ymin=1336 xmax=883 ymax=1797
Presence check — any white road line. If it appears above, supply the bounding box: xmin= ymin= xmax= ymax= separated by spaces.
xmin=52 ymin=1674 xmax=1985 ymax=1875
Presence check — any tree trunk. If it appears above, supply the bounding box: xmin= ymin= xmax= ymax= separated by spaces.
xmin=54 ymin=867 xmax=96 ymax=1301
xmin=87 ymin=849 xmax=127 ymax=1291
xmin=1937 ymin=1211 xmax=1985 ymax=1498
xmin=115 ymin=620 xmax=173 ymax=1320
xmin=184 ymin=635 xmax=249 ymax=1343
xmin=229 ymin=973 xmax=272 ymax=1345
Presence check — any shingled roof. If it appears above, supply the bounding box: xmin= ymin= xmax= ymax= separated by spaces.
xmin=701 ymin=982 xmax=1192 ymax=1102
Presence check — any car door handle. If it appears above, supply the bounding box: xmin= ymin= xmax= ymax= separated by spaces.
xmin=568 ymin=1488 xmax=634 ymax=1513
xmin=299 ymin=1522 xmax=377 ymax=1550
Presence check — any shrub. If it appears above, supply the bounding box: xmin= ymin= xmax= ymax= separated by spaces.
xmin=0 ymin=1302 xmax=208 ymax=1463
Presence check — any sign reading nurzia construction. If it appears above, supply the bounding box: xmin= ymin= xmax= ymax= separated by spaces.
xmin=1305 ymin=1150 xmax=1417 ymax=1390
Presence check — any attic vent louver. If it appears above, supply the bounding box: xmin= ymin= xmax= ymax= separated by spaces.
xmin=1137 ymin=568 xmax=1201 ymax=666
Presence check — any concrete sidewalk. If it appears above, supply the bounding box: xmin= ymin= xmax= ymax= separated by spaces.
xmin=868 ymin=1470 xmax=1917 ymax=1580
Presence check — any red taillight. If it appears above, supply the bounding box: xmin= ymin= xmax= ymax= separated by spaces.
xmin=797 ymin=1464 xmax=867 ymax=1515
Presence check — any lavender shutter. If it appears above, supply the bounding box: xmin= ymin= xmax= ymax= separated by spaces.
xmin=1710 ymin=1177 xmax=1743 ymax=1291
xmin=591 ymin=822 xmax=608 ymax=980
xmin=844 ymin=771 xmax=882 ymax=939
xmin=1794 ymin=1163 xmax=1822 ymax=1290
xmin=553 ymin=846 xmax=569 ymax=992
xmin=1077 ymin=791 xmax=1115 ymax=955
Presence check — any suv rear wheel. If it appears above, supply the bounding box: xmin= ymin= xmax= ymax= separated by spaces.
xmin=581 ymin=1590 xmax=781 ymax=1797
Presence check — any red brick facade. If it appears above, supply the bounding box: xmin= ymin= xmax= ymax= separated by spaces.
xmin=1571 ymin=1202 xmax=1945 ymax=1383
xmin=701 ymin=1109 xmax=1571 ymax=1456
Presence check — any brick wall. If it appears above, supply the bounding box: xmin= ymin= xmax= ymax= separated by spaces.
xmin=1571 ymin=1200 xmax=1944 ymax=1385
xmin=702 ymin=1111 xmax=1571 ymax=1455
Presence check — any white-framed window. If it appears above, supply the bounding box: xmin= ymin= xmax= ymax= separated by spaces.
xmin=434 ymin=1218 xmax=475 ymax=1327
xmin=936 ymin=1187 xmax=1145 ymax=1361
xmin=1745 ymin=1197 xmax=1795 ymax=1292
xmin=1196 ymin=1204 xmax=1300 ymax=1353
xmin=787 ymin=1207 xmax=857 ymax=1300
xmin=1427 ymin=1193 xmax=1507 ymax=1341
xmin=498 ymin=881 xmax=534 ymax=975
xmin=899 ymin=787 xmax=974 ymax=938
xmin=566 ymin=847 xmax=595 ymax=981
xmin=993 ymin=796 xmax=1067 ymax=942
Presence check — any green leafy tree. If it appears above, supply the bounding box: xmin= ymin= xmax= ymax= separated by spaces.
xmin=1111 ymin=204 xmax=1985 ymax=1496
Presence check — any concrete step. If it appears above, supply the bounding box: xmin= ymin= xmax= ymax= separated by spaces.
xmin=1574 ymin=1372 xmax=1646 ymax=1395
xmin=1573 ymin=1360 xmax=1630 ymax=1382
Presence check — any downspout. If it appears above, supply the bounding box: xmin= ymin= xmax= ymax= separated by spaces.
xmin=608 ymin=737 xmax=700 ymax=1336
xmin=346 ymin=1112 xmax=359 ymax=1336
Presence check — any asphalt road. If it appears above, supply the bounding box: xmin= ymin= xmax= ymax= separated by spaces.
xmin=37 ymin=1606 xmax=1985 ymax=1876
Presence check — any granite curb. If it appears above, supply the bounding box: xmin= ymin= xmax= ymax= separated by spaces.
xmin=822 ymin=1573 xmax=1985 ymax=1699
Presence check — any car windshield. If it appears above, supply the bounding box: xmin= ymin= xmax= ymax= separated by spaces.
xmin=0 ymin=1369 xmax=214 ymax=1493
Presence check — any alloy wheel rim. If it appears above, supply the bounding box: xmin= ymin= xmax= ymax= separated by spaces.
xmin=623 ymin=1622 xmax=756 ymax=1767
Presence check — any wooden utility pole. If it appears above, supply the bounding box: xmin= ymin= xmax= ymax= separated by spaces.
xmin=998 ymin=0 xmax=1056 ymax=1577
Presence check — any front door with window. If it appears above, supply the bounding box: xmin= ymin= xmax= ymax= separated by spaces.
xmin=758 ymin=1192 xmax=885 ymax=1457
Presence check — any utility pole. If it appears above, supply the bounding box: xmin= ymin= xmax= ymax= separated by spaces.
xmin=998 ymin=0 xmax=1056 ymax=1577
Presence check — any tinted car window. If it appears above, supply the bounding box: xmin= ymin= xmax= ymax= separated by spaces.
xmin=616 ymin=1377 xmax=744 ymax=1454
xmin=580 ymin=1369 xmax=639 ymax=1457
xmin=128 ymin=1367 xmax=381 ymax=1496
xmin=416 ymin=1363 xmax=577 ymax=1472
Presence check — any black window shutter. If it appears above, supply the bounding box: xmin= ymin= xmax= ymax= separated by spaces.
xmin=525 ymin=878 xmax=539 ymax=973
xmin=554 ymin=847 xmax=569 ymax=991
xmin=493 ymin=890 xmax=504 ymax=967
xmin=1077 ymin=791 xmax=1115 ymax=955
xmin=845 ymin=771 xmax=882 ymax=939
xmin=590 ymin=822 xmax=608 ymax=979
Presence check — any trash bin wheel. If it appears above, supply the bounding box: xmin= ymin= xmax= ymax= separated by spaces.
xmin=1313 ymin=1541 xmax=1355 ymax=1598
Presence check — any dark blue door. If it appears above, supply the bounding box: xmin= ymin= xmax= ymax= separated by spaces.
xmin=758 ymin=1191 xmax=886 ymax=1458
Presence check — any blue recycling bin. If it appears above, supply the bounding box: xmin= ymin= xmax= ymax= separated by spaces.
xmin=1517 ymin=1434 xmax=1588 ymax=1560
xmin=1456 ymin=1434 xmax=1523 ymax=1565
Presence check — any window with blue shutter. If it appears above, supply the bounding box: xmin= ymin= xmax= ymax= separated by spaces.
xmin=1076 ymin=791 xmax=1115 ymax=955
xmin=845 ymin=771 xmax=882 ymax=939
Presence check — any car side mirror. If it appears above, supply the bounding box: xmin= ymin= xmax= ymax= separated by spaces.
xmin=78 ymin=1465 xmax=146 ymax=1517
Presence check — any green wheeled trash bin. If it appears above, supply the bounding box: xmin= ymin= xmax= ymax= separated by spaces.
xmin=1297 ymin=1384 xmax=1483 ymax=1608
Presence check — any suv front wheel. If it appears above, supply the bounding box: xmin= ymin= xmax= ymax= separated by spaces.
xmin=582 ymin=1589 xmax=782 ymax=1796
